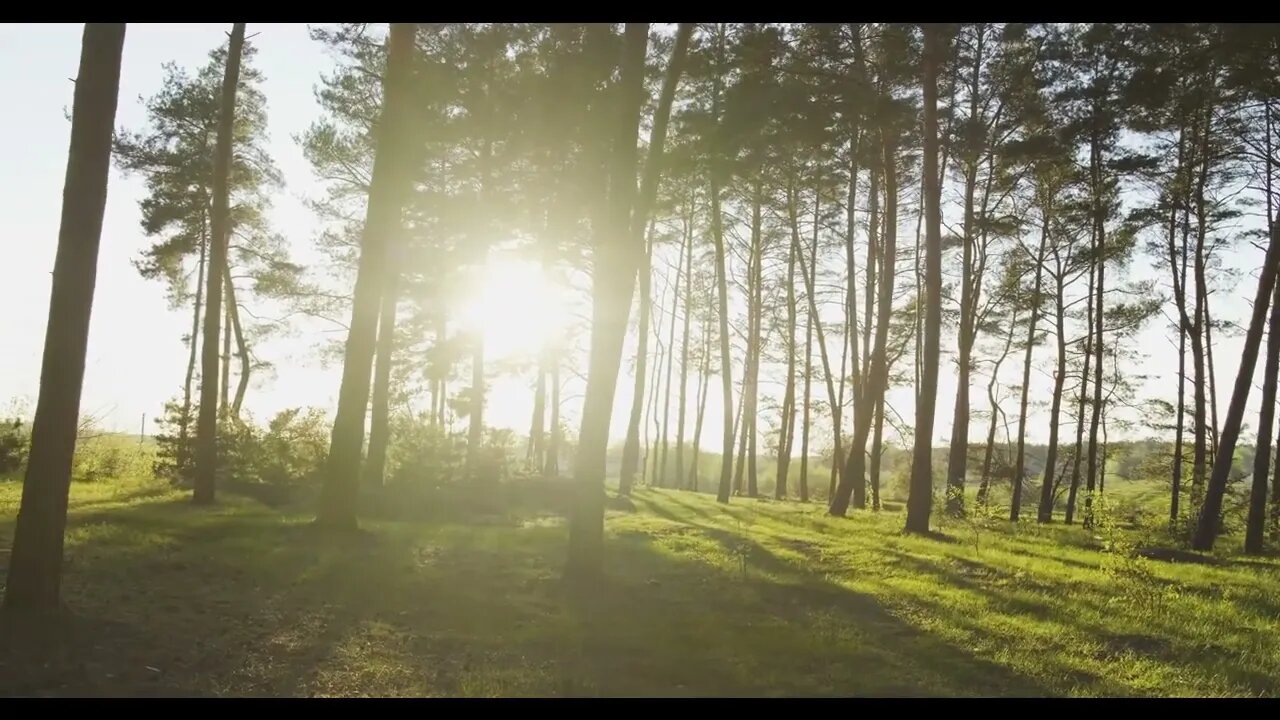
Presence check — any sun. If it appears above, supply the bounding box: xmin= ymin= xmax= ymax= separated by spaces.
xmin=457 ymin=257 xmax=569 ymax=362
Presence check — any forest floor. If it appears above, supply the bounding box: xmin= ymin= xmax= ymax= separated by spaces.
xmin=1 ymin=474 xmax=1278 ymax=697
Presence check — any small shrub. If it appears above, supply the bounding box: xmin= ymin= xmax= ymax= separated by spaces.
xmin=0 ymin=417 xmax=30 ymax=475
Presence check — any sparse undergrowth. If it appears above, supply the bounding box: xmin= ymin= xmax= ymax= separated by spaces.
xmin=0 ymin=476 xmax=1277 ymax=697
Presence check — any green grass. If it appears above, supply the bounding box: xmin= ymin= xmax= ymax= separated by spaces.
xmin=1 ymin=470 xmax=1278 ymax=697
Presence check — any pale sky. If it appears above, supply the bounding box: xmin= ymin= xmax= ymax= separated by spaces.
xmin=0 ymin=22 xmax=1271 ymax=457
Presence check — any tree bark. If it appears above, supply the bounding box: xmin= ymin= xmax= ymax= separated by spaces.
xmin=906 ymin=25 xmax=942 ymax=534
xmin=776 ymin=186 xmax=799 ymax=499
xmin=1065 ymin=260 xmax=1094 ymax=525
xmin=689 ymin=313 xmax=712 ymax=492
xmin=364 ymin=274 xmax=398 ymax=487
xmin=1194 ymin=208 xmax=1280 ymax=551
xmin=227 ymin=275 xmax=250 ymax=418
xmin=566 ymin=23 xmax=656 ymax=578
xmin=194 ymin=22 xmax=245 ymax=506
xmin=1084 ymin=123 xmax=1106 ymax=530
xmin=1038 ymin=257 xmax=1069 ymax=523
xmin=659 ymin=234 xmax=685 ymax=488
xmin=3 ymin=23 xmax=125 ymax=612
xmin=619 ymin=226 xmax=654 ymax=495
xmin=316 ymin=23 xmax=418 ymax=529
xmin=832 ymin=132 xmax=896 ymax=517
xmin=1011 ymin=220 xmax=1048 ymax=521
xmin=675 ymin=196 xmax=694 ymax=490
xmin=179 ymin=215 xmax=207 ymax=482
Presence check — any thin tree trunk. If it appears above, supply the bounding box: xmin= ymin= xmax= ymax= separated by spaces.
xmin=316 ymin=23 xmax=418 ymax=529
xmin=709 ymin=25 xmax=734 ymax=505
xmin=620 ymin=224 xmax=655 ymax=494
xmin=528 ymin=365 xmax=547 ymax=469
xmin=1012 ymin=220 xmax=1048 ymax=521
xmin=675 ymin=198 xmax=694 ymax=490
xmin=1084 ymin=124 xmax=1106 ymax=530
xmin=179 ymin=216 xmax=207 ymax=483
xmin=227 ymin=276 xmax=250 ymax=417
xmin=3 ymin=23 xmax=125 ymax=611
xmin=906 ymin=25 xmax=943 ymax=534
xmin=364 ymin=275 xmax=398 ymax=487
xmin=659 ymin=236 xmax=685 ymax=488
xmin=776 ymin=186 xmax=799 ymax=499
xmin=978 ymin=310 xmax=1018 ymax=507
xmin=220 ymin=298 xmax=231 ymax=416
xmin=1038 ymin=259 xmax=1069 ymax=523
xmin=945 ymin=27 xmax=984 ymax=517
xmin=689 ymin=314 xmax=712 ymax=492
xmin=544 ymin=353 xmax=561 ymax=481
xmin=1065 ymin=259 xmax=1094 ymax=525
xmin=870 ymin=394 xmax=885 ymax=510
xmin=801 ymin=187 xmax=819 ymax=504
xmin=193 ymin=22 xmax=245 ymax=506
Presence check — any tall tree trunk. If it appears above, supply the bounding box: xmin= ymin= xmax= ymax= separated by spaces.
xmin=709 ymin=27 xmax=735 ymax=505
xmin=1038 ymin=261 xmax=1069 ymax=523
xmin=801 ymin=187 xmax=819 ymax=504
xmin=659 ymin=235 xmax=685 ymax=488
xmin=364 ymin=275 xmax=398 ymax=487
xmin=832 ymin=132 xmax=897 ymax=517
xmin=852 ymin=159 xmax=881 ymax=509
xmin=568 ymin=23 xmax=684 ymax=578
xmin=906 ymin=25 xmax=943 ymax=534
xmin=3 ymin=23 xmax=125 ymax=612
xmin=945 ymin=27 xmax=984 ymax=517
xmin=619 ymin=224 xmax=655 ymax=495
xmin=179 ymin=217 xmax=207 ymax=483
xmin=675 ymin=199 xmax=694 ymax=490
xmin=316 ymin=23 xmax=417 ymax=529
xmin=1167 ymin=117 xmax=1191 ymax=528
xmin=1065 ymin=260 xmax=1094 ymax=525
xmin=193 ymin=22 xmax=245 ymax=506
xmin=1084 ymin=125 xmax=1106 ymax=530
xmin=790 ymin=185 xmax=840 ymax=506
xmin=1195 ymin=208 xmax=1280 ymax=550
xmin=1012 ymin=220 xmax=1048 ymax=521
xmin=777 ymin=186 xmax=799 ymax=499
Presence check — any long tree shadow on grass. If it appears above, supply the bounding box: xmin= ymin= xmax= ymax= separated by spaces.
xmin=1 ymin=485 xmax=1054 ymax=696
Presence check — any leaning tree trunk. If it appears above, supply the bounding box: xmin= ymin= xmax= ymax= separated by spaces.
xmin=568 ymin=23 xmax=687 ymax=579
xmin=220 ymin=299 xmax=232 ymax=415
xmin=1194 ymin=208 xmax=1280 ymax=551
xmin=978 ymin=310 xmax=1018 ymax=507
xmin=618 ymin=225 xmax=654 ymax=495
xmin=193 ymin=22 xmax=245 ymax=506
xmin=3 ymin=22 xmax=125 ymax=613
xmin=364 ymin=274 xmax=399 ymax=487
xmin=906 ymin=25 xmax=943 ymax=534
xmin=832 ymin=132 xmax=896 ymax=517
xmin=227 ymin=274 xmax=251 ymax=418
xmin=316 ymin=22 xmax=418 ymax=530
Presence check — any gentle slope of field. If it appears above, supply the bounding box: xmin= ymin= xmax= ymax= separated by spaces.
xmin=1 ymin=474 xmax=1278 ymax=697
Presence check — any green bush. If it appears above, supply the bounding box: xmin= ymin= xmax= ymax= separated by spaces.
xmin=0 ymin=417 xmax=29 ymax=475
xmin=256 ymin=407 xmax=329 ymax=486
xmin=387 ymin=414 xmax=465 ymax=488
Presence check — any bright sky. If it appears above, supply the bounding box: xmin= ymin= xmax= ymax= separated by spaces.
xmin=0 ymin=22 xmax=1271 ymax=456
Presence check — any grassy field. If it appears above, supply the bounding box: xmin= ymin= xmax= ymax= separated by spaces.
xmin=1 ymin=470 xmax=1278 ymax=697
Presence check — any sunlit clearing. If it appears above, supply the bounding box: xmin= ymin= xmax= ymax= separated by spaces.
xmin=457 ymin=258 xmax=569 ymax=362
